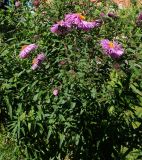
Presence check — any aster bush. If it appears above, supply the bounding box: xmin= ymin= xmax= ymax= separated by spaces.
xmin=0 ymin=0 xmax=142 ymax=159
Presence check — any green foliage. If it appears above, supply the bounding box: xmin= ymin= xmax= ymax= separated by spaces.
xmin=0 ymin=126 xmax=20 ymax=160
xmin=0 ymin=0 xmax=142 ymax=159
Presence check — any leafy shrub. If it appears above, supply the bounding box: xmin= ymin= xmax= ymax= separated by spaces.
xmin=0 ymin=0 xmax=142 ymax=159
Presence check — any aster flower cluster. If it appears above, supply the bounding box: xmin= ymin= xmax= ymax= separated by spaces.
xmin=19 ymin=44 xmax=46 ymax=70
xmin=51 ymin=13 xmax=102 ymax=34
xmin=19 ymin=43 xmax=59 ymax=96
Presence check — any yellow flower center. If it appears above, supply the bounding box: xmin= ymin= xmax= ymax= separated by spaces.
xmin=58 ymin=21 xmax=62 ymax=25
xmin=108 ymin=42 xmax=114 ymax=48
xmin=21 ymin=45 xmax=28 ymax=51
xmin=32 ymin=58 xmax=38 ymax=64
xmin=78 ymin=13 xmax=85 ymax=20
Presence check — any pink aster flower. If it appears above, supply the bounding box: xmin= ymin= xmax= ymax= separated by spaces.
xmin=31 ymin=62 xmax=39 ymax=70
xmin=19 ymin=44 xmax=38 ymax=59
xmin=50 ymin=20 xmax=71 ymax=35
xmin=51 ymin=13 xmax=102 ymax=34
xmin=64 ymin=13 xmax=85 ymax=27
xmin=100 ymin=39 xmax=124 ymax=58
xmin=53 ymin=89 xmax=59 ymax=96
xmin=15 ymin=1 xmax=21 ymax=8
xmin=32 ymin=53 xmax=46 ymax=70
xmin=78 ymin=20 xmax=102 ymax=30
xmin=52 ymin=13 xmax=83 ymax=33
xmin=65 ymin=13 xmax=101 ymax=30
xmin=37 ymin=53 xmax=46 ymax=61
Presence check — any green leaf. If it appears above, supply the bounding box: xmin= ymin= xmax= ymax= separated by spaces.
xmin=47 ymin=128 xmax=52 ymax=141
xmin=130 ymin=84 xmax=142 ymax=96
xmin=28 ymin=123 xmax=31 ymax=132
xmin=132 ymin=121 xmax=141 ymax=129
xmin=59 ymin=133 xmax=65 ymax=148
xmin=75 ymin=134 xmax=80 ymax=145
xmin=4 ymin=96 xmax=12 ymax=119
xmin=91 ymin=88 xmax=96 ymax=98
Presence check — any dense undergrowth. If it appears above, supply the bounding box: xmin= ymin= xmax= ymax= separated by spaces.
xmin=0 ymin=0 xmax=142 ymax=159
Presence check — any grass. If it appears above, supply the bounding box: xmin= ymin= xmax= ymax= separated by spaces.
xmin=0 ymin=125 xmax=19 ymax=160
